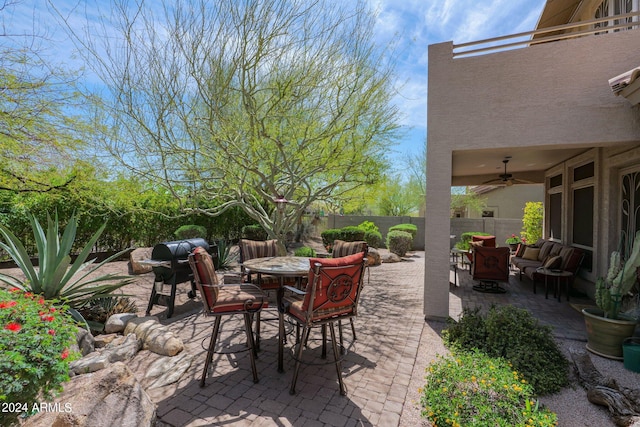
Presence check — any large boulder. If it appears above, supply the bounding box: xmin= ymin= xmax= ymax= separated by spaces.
xmin=366 ymin=248 xmax=382 ymax=266
xmin=24 ymin=362 xmax=156 ymax=427
xmin=129 ymin=247 xmax=153 ymax=274
xmin=105 ymin=312 xmax=138 ymax=334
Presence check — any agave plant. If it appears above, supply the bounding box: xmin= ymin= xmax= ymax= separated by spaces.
xmin=0 ymin=212 xmax=134 ymax=309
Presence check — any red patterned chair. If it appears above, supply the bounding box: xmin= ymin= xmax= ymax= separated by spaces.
xmin=471 ymin=245 xmax=511 ymax=293
xmin=331 ymin=240 xmax=368 ymax=340
xmin=465 ymin=235 xmax=496 ymax=264
xmin=281 ymin=251 xmax=366 ymax=395
xmin=188 ymin=246 xmax=268 ymax=386
xmin=239 ymin=239 xmax=280 ymax=289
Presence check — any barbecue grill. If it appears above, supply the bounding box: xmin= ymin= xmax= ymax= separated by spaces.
xmin=145 ymin=238 xmax=216 ymax=318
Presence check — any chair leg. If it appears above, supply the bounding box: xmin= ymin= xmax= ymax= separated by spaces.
xmin=243 ymin=313 xmax=259 ymax=383
xmin=349 ymin=318 xmax=357 ymax=341
xmin=255 ymin=311 xmax=261 ymax=352
xmin=290 ymin=326 xmax=311 ymax=395
xmin=321 ymin=324 xmax=327 ymax=359
xmin=201 ymin=316 xmax=222 ymax=387
xmin=328 ymin=322 xmax=347 ymax=396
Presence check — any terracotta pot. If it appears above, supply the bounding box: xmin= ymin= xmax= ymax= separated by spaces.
xmin=582 ymin=307 xmax=638 ymax=360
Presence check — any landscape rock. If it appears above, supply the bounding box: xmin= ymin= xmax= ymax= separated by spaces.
xmin=94 ymin=333 xmax=119 ymax=349
xmin=24 ymin=362 xmax=156 ymax=427
xmin=129 ymin=247 xmax=153 ymax=274
xmin=76 ymin=328 xmax=95 ymax=356
xmin=104 ymin=312 xmax=138 ymax=334
xmin=143 ymin=352 xmax=194 ymax=389
xmin=124 ymin=316 xmax=184 ymax=356
xmin=382 ymin=252 xmax=403 ymax=263
xmin=104 ymin=333 xmax=142 ymax=363
xmin=69 ymin=352 xmax=110 ymax=375
xmin=366 ymin=248 xmax=382 ymax=266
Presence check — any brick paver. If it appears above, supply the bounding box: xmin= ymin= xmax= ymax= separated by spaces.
xmin=137 ymin=251 xmax=591 ymax=426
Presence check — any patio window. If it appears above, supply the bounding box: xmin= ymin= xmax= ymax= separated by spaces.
xmin=548 ymin=173 xmax=563 ymax=240
xmin=570 ymin=161 xmax=595 ymax=272
xmin=620 ymin=168 xmax=640 ymax=258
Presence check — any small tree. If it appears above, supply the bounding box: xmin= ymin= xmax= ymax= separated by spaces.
xmin=522 ymin=202 xmax=543 ymax=243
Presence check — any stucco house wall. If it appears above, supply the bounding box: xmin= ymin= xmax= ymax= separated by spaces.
xmin=425 ymin=29 xmax=640 ymax=319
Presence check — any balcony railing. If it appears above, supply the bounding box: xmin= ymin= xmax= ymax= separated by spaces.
xmin=453 ymin=11 xmax=640 ymax=58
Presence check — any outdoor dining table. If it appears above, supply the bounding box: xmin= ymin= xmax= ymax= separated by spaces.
xmin=242 ymin=256 xmax=310 ymax=372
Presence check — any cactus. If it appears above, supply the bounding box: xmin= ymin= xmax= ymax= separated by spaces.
xmin=596 ymin=230 xmax=640 ymax=319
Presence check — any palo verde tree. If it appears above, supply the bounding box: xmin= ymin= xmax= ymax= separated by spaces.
xmin=56 ymin=0 xmax=401 ymax=254
xmin=0 ymin=0 xmax=92 ymax=194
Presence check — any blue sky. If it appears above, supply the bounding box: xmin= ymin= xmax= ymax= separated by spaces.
xmin=4 ymin=0 xmax=546 ymax=165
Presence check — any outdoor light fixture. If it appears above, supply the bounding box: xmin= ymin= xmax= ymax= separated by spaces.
xmin=273 ymin=194 xmax=289 ymax=211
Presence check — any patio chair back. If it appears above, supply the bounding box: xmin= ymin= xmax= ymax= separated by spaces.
xmin=332 ymin=240 xmax=368 ymax=258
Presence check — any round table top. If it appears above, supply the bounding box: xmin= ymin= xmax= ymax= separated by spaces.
xmin=537 ymin=267 xmax=573 ymax=277
xmin=243 ymin=256 xmax=310 ymax=276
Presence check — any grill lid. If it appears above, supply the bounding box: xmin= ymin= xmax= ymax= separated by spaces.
xmin=151 ymin=238 xmax=210 ymax=261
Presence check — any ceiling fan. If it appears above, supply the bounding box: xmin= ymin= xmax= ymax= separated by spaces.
xmin=482 ymin=158 xmax=533 ymax=186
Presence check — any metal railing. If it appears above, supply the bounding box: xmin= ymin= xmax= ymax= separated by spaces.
xmin=453 ymin=11 xmax=640 ymax=58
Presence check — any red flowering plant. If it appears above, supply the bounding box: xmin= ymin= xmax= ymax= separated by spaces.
xmin=0 ymin=287 xmax=78 ymax=426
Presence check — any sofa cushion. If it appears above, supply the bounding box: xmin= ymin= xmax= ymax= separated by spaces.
xmin=543 ymin=255 xmax=562 ymax=269
xmin=558 ymin=247 xmax=575 ymax=268
xmin=515 ymin=244 xmax=527 ymax=257
xmin=549 ymin=243 xmax=563 ymax=257
xmin=562 ymin=248 xmax=583 ymax=273
xmin=537 ymin=241 xmax=555 ymax=261
xmin=522 ymin=247 xmax=541 ymax=261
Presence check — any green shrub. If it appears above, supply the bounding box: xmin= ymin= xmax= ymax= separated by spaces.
xmin=340 ymin=226 xmax=366 ymax=242
xmin=386 ymin=230 xmax=412 ymax=257
xmin=0 ymin=289 xmax=79 ymax=427
xmin=242 ymin=224 xmax=268 ymax=241
xmin=421 ymin=349 xmax=557 ymax=427
xmin=456 ymin=231 xmax=492 ymax=251
xmin=174 ymin=224 xmax=207 ymax=240
xmin=522 ymin=202 xmax=543 ymax=243
xmin=294 ymin=246 xmax=316 ymax=257
xmin=321 ymin=228 xmax=342 ymax=249
xmin=389 ymin=223 xmax=417 ymax=238
xmin=357 ymin=221 xmax=379 ymax=233
xmin=214 ymin=240 xmax=238 ymax=270
xmin=443 ymin=306 xmax=569 ymax=395
xmin=364 ymin=231 xmax=383 ymax=249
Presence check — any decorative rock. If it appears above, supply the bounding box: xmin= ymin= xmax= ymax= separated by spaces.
xmin=105 ymin=312 xmax=138 ymax=334
xmin=94 ymin=333 xmax=119 ymax=349
xmin=382 ymin=252 xmax=403 ymax=263
xmin=104 ymin=333 xmax=141 ymax=363
xmin=124 ymin=316 xmax=184 ymax=356
xmin=366 ymin=248 xmax=382 ymax=266
xmin=143 ymin=352 xmax=194 ymax=389
xmin=69 ymin=352 xmax=109 ymax=375
xmin=76 ymin=328 xmax=95 ymax=356
xmin=24 ymin=362 xmax=156 ymax=427
xmin=129 ymin=247 xmax=153 ymax=274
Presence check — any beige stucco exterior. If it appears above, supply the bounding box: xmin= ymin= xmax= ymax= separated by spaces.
xmin=425 ymin=22 xmax=640 ymax=319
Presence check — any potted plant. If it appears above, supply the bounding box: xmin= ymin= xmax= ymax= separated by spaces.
xmin=505 ymin=234 xmax=522 ymax=251
xmin=582 ymin=230 xmax=640 ymax=359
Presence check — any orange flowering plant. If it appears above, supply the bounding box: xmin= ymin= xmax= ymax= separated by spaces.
xmin=0 ymin=288 xmax=78 ymax=426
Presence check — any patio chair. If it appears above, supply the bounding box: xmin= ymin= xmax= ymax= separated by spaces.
xmin=238 ymin=239 xmax=280 ymax=289
xmin=331 ymin=240 xmax=368 ymax=341
xmin=281 ymin=251 xmax=366 ymax=395
xmin=188 ymin=246 xmax=268 ymax=386
xmin=471 ymin=245 xmax=511 ymax=293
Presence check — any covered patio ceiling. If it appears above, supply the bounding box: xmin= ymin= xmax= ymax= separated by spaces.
xmin=451 ymin=146 xmax=589 ymax=186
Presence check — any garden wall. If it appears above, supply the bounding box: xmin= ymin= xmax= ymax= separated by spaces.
xmin=323 ymin=215 xmax=524 ymax=251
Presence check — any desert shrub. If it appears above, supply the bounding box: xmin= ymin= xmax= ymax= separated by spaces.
xmin=174 ymin=224 xmax=207 ymax=240
xmin=242 ymin=224 xmax=268 ymax=241
xmin=357 ymin=220 xmax=379 ymax=233
xmin=389 ymin=223 xmax=417 ymax=238
xmin=364 ymin=231 xmax=383 ymax=248
xmin=386 ymin=230 xmax=412 ymax=257
xmin=294 ymin=246 xmax=316 ymax=257
xmin=421 ymin=349 xmax=557 ymax=427
xmin=0 ymin=289 xmax=79 ymax=426
xmin=456 ymin=231 xmax=492 ymax=250
xmin=214 ymin=240 xmax=238 ymax=270
xmin=444 ymin=306 xmax=569 ymax=395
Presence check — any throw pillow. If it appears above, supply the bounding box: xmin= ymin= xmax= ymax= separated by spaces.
xmin=543 ymin=255 xmax=562 ymax=269
xmin=515 ymin=244 xmax=527 ymax=258
xmin=522 ymin=247 xmax=540 ymax=261
xmin=469 ymin=240 xmax=484 ymax=249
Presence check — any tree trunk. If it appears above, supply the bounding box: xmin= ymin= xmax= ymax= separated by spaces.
xmin=571 ymin=349 xmax=640 ymax=426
